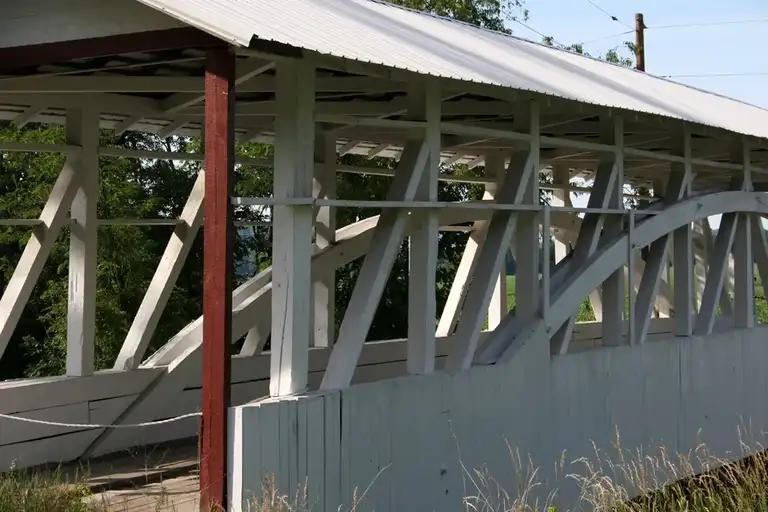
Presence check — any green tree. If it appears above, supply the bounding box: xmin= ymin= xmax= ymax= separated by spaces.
xmin=393 ymin=0 xmax=528 ymax=30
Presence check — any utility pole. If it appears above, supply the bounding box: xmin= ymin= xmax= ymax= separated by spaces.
xmin=635 ymin=13 xmax=646 ymax=71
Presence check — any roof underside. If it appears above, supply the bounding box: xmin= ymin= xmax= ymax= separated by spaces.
xmin=0 ymin=0 xmax=766 ymax=191
xmin=135 ymin=0 xmax=768 ymax=141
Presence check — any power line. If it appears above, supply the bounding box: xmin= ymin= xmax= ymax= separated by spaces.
xmin=579 ymin=30 xmax=633 ymax=46
xmin=510 ymin=18 xmax=568 ymax=47
xmin=582 ymin=0 xmax=633 ymax=29
xmin=648 ymin=18 xmax=768 ymax=30
xmin=662 ymin=72 xmax=768 ymax=78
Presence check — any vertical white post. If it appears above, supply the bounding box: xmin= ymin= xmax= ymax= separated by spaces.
xmin=486 ymin=153 xmax=507 ymax=330
xmin=407 ymin=81 xmax=441 ymax=375
xmin=514 ymin=153 xmax=541 ymax=325
xmin=446 ymin=101 xmax=539 ymax=371
xmin=313 ymin=132 xmax=337 ymax=348
xmin=270 ymin=60 xmax=315 ymax=397
xmin=66 ymin=108 xmax=99 ymax=377
xmin=695 ymin=213 xmax=738 ymax=335
xmin=700 ymin=219 xmax=734 ymax=317
xmin=733 ymin=213 xmax=754 ymax=328
xmin=551 ymin=167 xmax=571 ymax=263
xmin=750 ymin=215 xmax=768 ymax=315
xmin=550 ymin=116 xmax=621 ymax=355
xmin=437 ymin=165 xmax=496 ymax=337
xmin=601 ymin=116 xmax=625 ymax=346
xmin=627 ymin=210 xmax=636 ymax=344
xmin=733 ymin=139 xmax=754 ymax=328
xmin=321 ymin=138 xmax=430 ymax=390
xmin=692 ymin=221 xmax=708 ymax=309
xmin=634 ymin=168 xmax=690 ymax=344
xmin=542 ymin=205 xmax=551 ymax=328
xmin=673 ymin=129 xmax=694 ymax=336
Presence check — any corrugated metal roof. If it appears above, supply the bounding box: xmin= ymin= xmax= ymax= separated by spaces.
xmin=135 ymin=0 xmax=768 ymax=140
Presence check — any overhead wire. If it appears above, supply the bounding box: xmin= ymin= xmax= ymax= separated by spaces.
xmin=578 ymin=30 xmax=632 ymax=46
xmin=648 ymin=17 xmax=768 ymax=80
xmin=662 ymin=72 xmax=768 ymax=79
xmin=509 ymin=17 xmax=568 ymax=47
xmin=511 ymin=12 xmax=768 ymax=81
xmin=648 ymin=17 xmax=768 ymax=30
xmin=582 ymin=0 xmax=633 ymax=29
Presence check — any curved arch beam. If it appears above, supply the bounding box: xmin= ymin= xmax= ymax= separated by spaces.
xmin=484 ymin=191 xmax=768 ymax=365
xmin=147 ymin=204 xmax=678 ymax=367
xmin=144 ymin=206 xmax=502 ymax=367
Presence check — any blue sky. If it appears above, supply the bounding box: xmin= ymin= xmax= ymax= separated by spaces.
xmin=513 ymin=0 xmax=768 ymax=227
xmin=516 ymin=0 xmax=768 ymax=108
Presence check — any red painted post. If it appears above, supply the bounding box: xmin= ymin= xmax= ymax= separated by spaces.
xmin=200 ymin=46 xmax=235 ymax=511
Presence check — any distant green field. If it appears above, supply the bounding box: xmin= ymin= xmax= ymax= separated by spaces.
xmin=506 ymin=274 xmax=768 ymax=324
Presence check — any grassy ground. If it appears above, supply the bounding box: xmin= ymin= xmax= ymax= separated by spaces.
xmin=505 ymin=274 xmax=768 ymax=324
xmin=16 ymin=448 xmax=767 ymax=512
xmin=0 ymin=470 xmax=91 ymax=512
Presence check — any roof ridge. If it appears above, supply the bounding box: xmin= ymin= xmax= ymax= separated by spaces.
xmin=357 ymin=0 xmax=768 ymax=113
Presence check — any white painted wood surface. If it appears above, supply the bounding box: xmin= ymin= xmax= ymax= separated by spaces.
xmin=0 ymin=314 xmax=680 ymax=471
xmin=270 ymin=61 xmax=316 ymax=397
xmin=312 ymin=134 xmax=337 ymax=349
xmin=406 ymin=83 xmax=441 ymax=375
xmin=0 ymin=0 xmax=183 ymax=48
xmin=66 ymin=108 xmax=99 ymax=377
xmin=230 ymin=325 xmax=768 ymax=511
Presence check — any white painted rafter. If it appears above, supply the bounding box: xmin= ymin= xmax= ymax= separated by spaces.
xmin=0 ymin=75 xmax=399 ymax=94
xmin=156 ymin=120 xmax=188 ymax=138
xmin=14 ymin=105 xmax=46 ymax=128
xmin=160 ymin=59 xmax=275 ymax=114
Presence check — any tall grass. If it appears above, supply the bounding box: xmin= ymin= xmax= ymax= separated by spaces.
xmin=0 ymin=468 xmax=91 ymax=512
xmin=6 ymin=436 xmax=768 ymax=511
xmin=460 ymin=432 xmax=768 ymax=512
xmin=572 ymin=436 xmax=768 ymax=512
